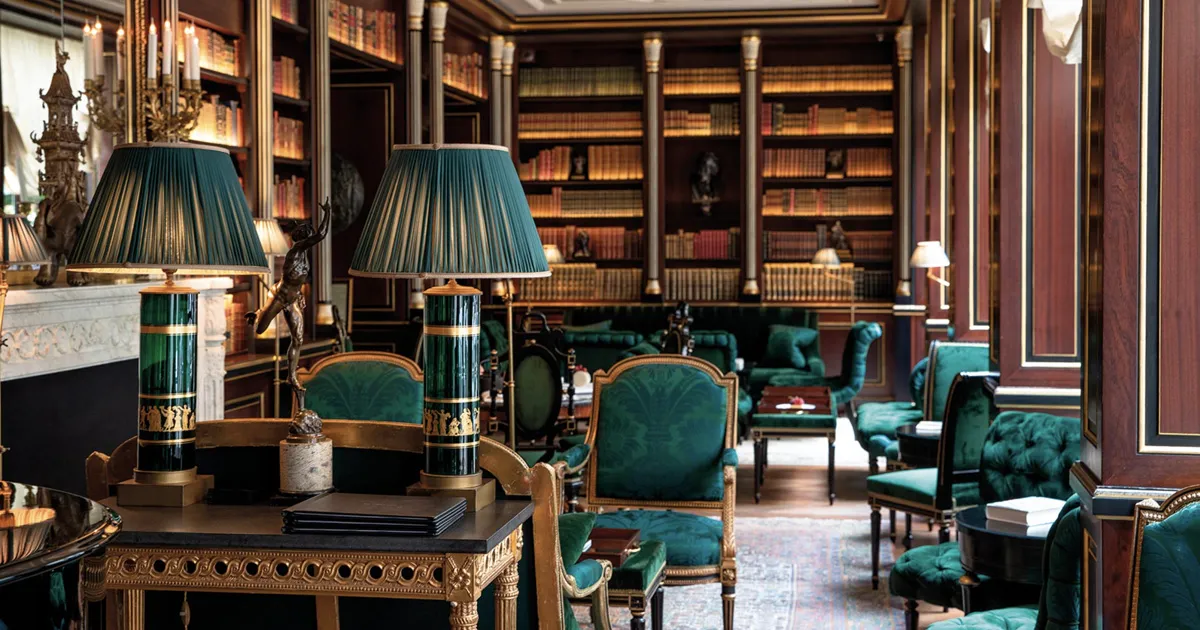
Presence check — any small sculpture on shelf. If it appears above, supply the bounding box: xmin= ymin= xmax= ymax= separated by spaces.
xmin=691 ymin=152 xmax=721 ymax=216
xmin=830 ymin=220 xmax=851 ymax=254
xmin=330 ymin=153 xmax=365 ymax=236
xmin=570 ymin=151 xmax=588 ymax=180
xmin=574 ymin=229 xmax=592 ymax=259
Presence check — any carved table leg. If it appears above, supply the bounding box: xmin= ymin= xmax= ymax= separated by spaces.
xmin=651 ymin=588 xmax=664 ymax=630
xmin=315 ymin=595 xmax=340 ymax=630
xmin=110 ymin=589 xmax=145 ymax=630
xmin=629 ymin=595 xmax=647 ymax=630
xmin=959 ymin=572 xmax=981 ymax=615
xmin=449 ymin=600 xmax=479 ymax=630
xmin=494 ymin=560 xmax=520 ymax=630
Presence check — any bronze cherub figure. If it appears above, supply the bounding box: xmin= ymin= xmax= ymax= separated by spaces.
xmin=247 ymin=201 xmax=332 ymax=433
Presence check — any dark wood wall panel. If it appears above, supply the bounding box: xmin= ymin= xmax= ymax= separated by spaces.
xmin=910 ymin=19 xmax=931 ymax=361
xmin=1154 ymin=0 xmax=1200 ymax=436
xmin=817 ymin=312 xmax=893 ymax=401
xmin=926 ymin=0 xmax=952 ymax=319
xmin=1029 ymin=15 xmax=1080 ymax=359
xmin=973 ymin=0 xmax=993 ymax=335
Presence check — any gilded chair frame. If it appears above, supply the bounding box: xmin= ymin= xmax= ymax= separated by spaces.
xmin=582 ymin=354 xmax=737 ymax=623
xmin=531 ymin=462 xmax=614 ymax=630
xmin=1127 ymin=483 xmax=1200 ymax=630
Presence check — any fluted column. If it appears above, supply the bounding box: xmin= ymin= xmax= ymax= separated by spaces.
xmin=490 ymin=36 xmax=504 ymax=145
xmin=895 ymin=25 xmax=914 ymax=297
xmin=740 ymin=34 xmax=761 ymax=297
xmin=123 ymin=0 xmax=139 ymax=140
xmin=502 ymin=40 xmax=514 ymax=151
xmin=313 ymin=0 xmax=332 ymax=302
xmin=407 ymin=0 xmax=424 ymax=143
xmin=428 ymin=2 xmax=447 ymax=144
xmin=643 ymin=34 xmax=663 ymax=297
xmin=251 ymin=0 xmax=272 ymax=217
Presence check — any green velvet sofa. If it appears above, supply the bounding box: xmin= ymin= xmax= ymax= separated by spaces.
xmin=889 ymin=411 xmax=1081 ymax=629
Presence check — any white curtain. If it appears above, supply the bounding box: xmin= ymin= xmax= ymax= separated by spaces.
xmin=1 ymin=24 xmax=91 ymax=202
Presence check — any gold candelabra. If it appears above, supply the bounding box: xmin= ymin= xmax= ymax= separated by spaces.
xmin=82 ymin=75 xmax=126 ymax=135
xmin=145 ymin=74 xmax=204 ymax=142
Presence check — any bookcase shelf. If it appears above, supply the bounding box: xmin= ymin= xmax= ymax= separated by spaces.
xmin=762 ymin=133 xmax=893 ymax=142
xmin=666 ymin=259 xmax=741 ymax=267
xmin=521 ymin=95 xmax=644 ymax=104
xmin=329 ymin=39 xmax=403 ymax=72
xmin=272 ymin=17 xmax=308 ymax=37
xmin=200 ymin=68 xmax=248 ymax=87
xmin=272 ymin=93 xmax=310 ymax=110
xmin=520 ymin=179 xmax=643 ymax=187
xmin=763 ymin=177 xmax=893 ymax=186
xmin=517 ymin=137 xmax=643 ymax=145
xmin=274 ymin=156 xmax=310 ymax=167
xmin=764 ymin=90 xmax=892 ymax=98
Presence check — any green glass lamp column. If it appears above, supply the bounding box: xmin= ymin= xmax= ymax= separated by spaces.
xmin=350 ymin=145 xmax=548 ymax=510
xmin=69 ymin=142 xmax=268 ymax=504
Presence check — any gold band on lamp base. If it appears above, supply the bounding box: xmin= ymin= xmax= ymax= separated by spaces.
xmin=133 ymin=468 xmax=198 ymax=484
xmin=410 ymin=471 xmax=497 ymax=512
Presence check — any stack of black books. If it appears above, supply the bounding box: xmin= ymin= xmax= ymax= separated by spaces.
xmin=281 ymin=494 xmax=467 ymax=537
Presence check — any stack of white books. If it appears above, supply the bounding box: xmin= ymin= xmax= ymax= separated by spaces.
xmin=914 ymin=421 xmax=943 ymax=435
xmin=984 ymin=496 xmax=1066 ymax=537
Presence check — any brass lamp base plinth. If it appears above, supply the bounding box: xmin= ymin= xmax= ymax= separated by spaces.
xmin=117 ymin=472 xmax=213 ymax=507
xmin=408 ymin=472 xmax=496 ymax=512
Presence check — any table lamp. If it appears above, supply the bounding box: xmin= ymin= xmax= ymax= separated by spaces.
xmin=910 ymin=240 xmax=951 ymax=287
xmin=350 ymin=144 xmax=548 ymax=511
xmin=0 ymin=215 xmax=49 ymax=479
xmin=69 ymin=142 xmax=268 ymax=506
xmin=813 ymin=246 xmax=857 ymax=322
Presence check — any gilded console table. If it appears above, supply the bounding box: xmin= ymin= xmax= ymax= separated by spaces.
xmin=95 ymin=499 xmax=531 ymax=630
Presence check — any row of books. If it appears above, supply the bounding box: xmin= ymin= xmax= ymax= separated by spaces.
xmin=762 ymin=230 xmax=892 ymax=261
xmin=273 ymin=56 xmax=302 ymax=99
xmin=224 ymin=294 xmax=249 ymax=355
xmin=523 ymin=264 xmax=643 ymax=301
xmin=762 ymin=65 xmax=893 ymax=94
xmin=763 ymin=187 xmax=893 ymax=217
xmin=330 ymin=0 xmax=398 ymax=63
xmin=518 ymin=146 xmax=643 ymax=181
xmin=187 ymin=24 xmax=240 ymax=77
xmin=663 ymin=68 xmax=740 ymax=96
xmin=274 ymin=113 xmax=305 ymax=160
xmin=762 ymin=263 xmax=893 ymax=301
xmin=274 ymin=175 xmax=307 ymax=219
xmin=763 ymin=148 xmax=893 ymax=179
xmin=665 ymin=228 xmax=741 ymax=260
xmin=538 ymin=227 xmax=644 ymax=260
xmin=518 ymin=113 xmax=643 ymax=140
xmin=761 ymin=104 xmax=894 ymax=136
xmin=845 ymin=148 xmax=892 ymax=178
xmin=527 ymin=189 xmax=643 ymax=218
xmin=518 ymin=67 xmax=642 ymax=97
xmin=191 ymin=97 xmax=244 ymax=148
xmin=664 ymin=268 xmax=740 ymax=302
xmin=445 ymin=52 xmax=485 ymax=99
xmin=272 ymin=0 xmax=302 ymax=24
xmin=665 ymin=104 xmax=740 ymax=137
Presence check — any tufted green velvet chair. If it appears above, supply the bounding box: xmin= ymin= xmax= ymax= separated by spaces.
xmin=889 ymin=411 xmax=1081 ymax=629
xmin=1127 ymin=484 xmax=1200 ymax=630
xmin=298 ymin=351 xmax=423 ymax=423
xmin=766 ymin=320 xmax=884 ymax=407
xmin=582 ymin=354 xmax=738 ymax=630
xmin=852 ymin=356 xmax=930 ymax=473
xmin=925 ymin=495 xmax=1083 ymax=630
xmin=562 ymin=330 xmax=645 ymax=374
xmin=867 ymin=369 xmax=997 ymax=591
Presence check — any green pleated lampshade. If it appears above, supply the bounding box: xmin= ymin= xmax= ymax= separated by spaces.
xmin=1 ymin=215 xmax=49 ymax=266
xmin=68 ymin=142 xmax=268 ymax=275
xmin=349 ymin=144 xmax=549 ymax=279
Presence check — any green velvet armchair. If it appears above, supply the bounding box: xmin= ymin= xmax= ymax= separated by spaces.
xmin=298 ymin=351 xmax=423 ymax=423
xmin=582 ymin=354 xmax=738 ymax=630
xmin=889 ymin=411 xmax=1081 ymax=629
xmin=867 ymin=369 xmax=998 ymax=590
xmin=562 ymin=330 xmax=645 ymax=374
xmin=766 ymin=320 xmax=884 ymax=407
xmin=852 ymin=356 xmax=930 ymax=473
xmin=1127 ymin=484 xmax=1200 ymax=630
xmin=926 ymin=495 xmax=1083 ymax=630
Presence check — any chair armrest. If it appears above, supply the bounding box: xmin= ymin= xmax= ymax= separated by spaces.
xmin=554 ymin=443 xmax=592 ymax=475
xmin=563 ymin=559 xmax=613 ymax=598
xmin=804 ymin=348 xmax=826 ymax=377
xmin=721 ymin=447 xmax=739 ymax=468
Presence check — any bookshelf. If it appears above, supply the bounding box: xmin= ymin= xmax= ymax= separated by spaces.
xmin=271 ymin=0 xmax=312 ymax=225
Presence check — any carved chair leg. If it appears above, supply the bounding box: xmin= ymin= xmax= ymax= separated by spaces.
xmin=889 ymin=509 xmax=897 ymax=544
xmin=827 ymin=434 xmax=836 ymax=505
xmin=753 ymin=438 xmax=762 ymax=503
xmin=629 ymin=595 xmax=647 ymax=630
xmin=937 ymin=520 xmax=950 ymax=545
xmin=904 ymin=599 xmax=919 ymax=630
xmin=904 ymin=513 xmax=914 ymax=550
xmin=870 ymin=505 xmax=882 ymax=590
xmin=589 ymin=580 xmax=612 ymax=630
xmin=721 ymin=584 xmax=735 ymax=630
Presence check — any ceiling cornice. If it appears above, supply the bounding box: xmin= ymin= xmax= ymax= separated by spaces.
xmin=459 ymin=0 xmax=907 ymax=34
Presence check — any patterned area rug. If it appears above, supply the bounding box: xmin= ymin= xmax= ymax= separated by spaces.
xmin=575 ymin=517 xmax=903 ymax=629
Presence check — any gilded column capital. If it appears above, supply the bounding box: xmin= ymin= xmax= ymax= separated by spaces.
xmin=501 ymin=40 xmax=515 ymax=77
xmin=490 ymin=35 xmax=504 ymax=71
xmin=741 ymin=34 xmax=761 ymax=72
xmin=896 ymin=25 xmax=913 ymax=66
xmin=429 ymin=2 xmax=448 ymax=42
xmin=408 ymin=0 xmax=425 ymax=31
xmin=643 ymin=34 xmax=662 ymax=73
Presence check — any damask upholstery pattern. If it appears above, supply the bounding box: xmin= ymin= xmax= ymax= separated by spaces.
xmin=303 ymin=359 xmax=422 ymax=423
xmin=1134 ymin=501 xmax=1200 ymax=629
xmin=593 ymin=509 xmax=724 ymax=567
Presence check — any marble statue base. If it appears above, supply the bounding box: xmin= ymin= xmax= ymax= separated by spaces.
xmin=279 ymin=435 xmax=333 ymax=495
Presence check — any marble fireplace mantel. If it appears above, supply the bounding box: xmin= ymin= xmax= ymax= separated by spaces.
xmin=1 ymin=278 xmax=232 ymax=421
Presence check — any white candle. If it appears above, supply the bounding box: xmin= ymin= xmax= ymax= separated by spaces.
xmin=147 ymin=23 xmax=158 ymax=80
xmin=116 ymin=27 xmax=125 ymax=84
xmin=83 ymin=25 xmax=93 ymax=81
xmin=190 ymin=33 xmax=200 ymax=80
xmin=184 ymin=25 xmax=194 ymax=79
xmin=93 ymin=20 xmax=104 ymax=80
xmin=162 ymin=21 xmax=173 ymax=77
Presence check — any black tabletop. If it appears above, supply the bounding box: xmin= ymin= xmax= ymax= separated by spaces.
xmin=956 ymin=505 xmax=1049 ymax=585
xmin=0 ymin=482 xmax=121 ymax=587
xmin=104 ymin=498 xmax=533 ymax=555
xmin=896 ymin=425 xmax=940 ymax=469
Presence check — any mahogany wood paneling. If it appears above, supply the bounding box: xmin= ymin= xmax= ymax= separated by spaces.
xmin=1101 ymin=519 xmax=1131 ymax=629
xmin=817 ymin=312 xmax=892 ymax=401
xmin=1081 ymin=0 xmax=1106 ymax=475
xmin=926 ymin=0 xmax=952 ymax=318
xmin=909 ymin=19 xmax=931 ymax=361
xmin=1154 ymin=0 xmax=1200 ymax=436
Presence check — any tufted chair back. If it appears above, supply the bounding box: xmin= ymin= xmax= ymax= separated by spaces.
xmin=1128 ymin=484 xmax=1200 ymax=630
xmin=979 ymin=412 xmax=1081 ymax=504
xmin=829 ymin=321 xmax=883 ymax=405
xmin=1037 ymin=495 xmax=1083 ymax=630
xmin=647 ymin=329 xmax=739 ymax=373
xmin=924 ymin=341 xmax=990 ymax=422
xmin=298 ymin=351 xmax=423 ymax=423
xmin=562 ymin=330 xmax=645 ymax=373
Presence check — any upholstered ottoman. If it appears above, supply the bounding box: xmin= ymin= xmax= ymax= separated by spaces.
xmin=608 ymin=540 xmax=667 ymax=630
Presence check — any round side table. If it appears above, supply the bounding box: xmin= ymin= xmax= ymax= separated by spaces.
xmin=955 ymin=505 xmax=1049 ymax=613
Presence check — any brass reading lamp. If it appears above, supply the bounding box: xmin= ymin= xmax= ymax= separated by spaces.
xmin=69 ymin=143 xmax=269 ymax=506
xmin=910 ymin=240 xmax=951 ymax=287
xmin=0 ymin=216 xmax=50 ymax=479
xmin=349 ymin=144 xmax=549 ymax=511
xmin=813 ymin=246 xmax=857 ymax=322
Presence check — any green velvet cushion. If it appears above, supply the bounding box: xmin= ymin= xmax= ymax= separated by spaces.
xmin=761 ymin=325 xmax=818 ymax=369
xmin=927 ymin=606 xmax=1039 ymax=630
xmin=866 ymin=434 xmax=898 ymax=459
xmin=594 ymin=509 xmax=723 ymax=567
xmin=925 ymin=342 xmax=989 ymax=422
xmin=564 ymin=603 xmax=580 ymax=630
xmin=565 ymin=558 xmax=606 ymax=590
xmin=737 ymin=389 xmax=753 ymax=419
xmin=979 ymin=412 xmax=1081 ymax=504
xmin=620 ymin=341 xmax=661 ymax=360
xmin=1134 ymin=501 xmax=1200 ymax=629
xmin=561 ymin=433 xmax=587 ymax=448
xmin=304 ymin=360 xmax=422 ymax=423
xmin=866 ymin=467 xmax=980 ymax=509
xmin=890 ymin=541 xmax=1037 ymax=611
xmin=563 ymin=320 xmax=614 ymax=332
xmin=829 ymin=321 xmax=883 ymax=405
xmin=593 ymin=362 xmax=731 ymax=502
xmin=1039 ymin=497 xmax=1083 ymax=630
xmin=752 ymin=368 xmax=825 ymax=389
xmin=884 ymin=440 xmax=900 ymax=461
xmin=610 ymin=540 xmax=667 ymax=591
xmin=721 ymin=447 xmax=738 ymax=467
xmin=559 ymin=512 xmax=598 ymax=567
xmin=855 ymin=404 xmax=924 ymax=440
xmin=909 ymin=356 xmax=929 ymax=404
xmin=517 ymin=444 xmax=589 ymax=470
xmin=751 ymin=412 xmax=837 ymax=430
xmin=564 ymin=331 xmax=645 ymax=373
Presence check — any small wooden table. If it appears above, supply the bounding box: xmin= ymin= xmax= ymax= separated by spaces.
xmin=98 ymin=498 xmax=532 ymax=630
xmin=750 ymin=386 xmax=838 ymax=504
xmin=896 ymin=424 xmax=940 ymax=469
xmin=956 ymin=505 xmax=1050 ymax=613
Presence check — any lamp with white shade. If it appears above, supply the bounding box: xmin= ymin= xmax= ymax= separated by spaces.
xmin=812 ymin=246 xmax=857 ymax=322
xmin=910 ymin=240 xmax=951 ymax=287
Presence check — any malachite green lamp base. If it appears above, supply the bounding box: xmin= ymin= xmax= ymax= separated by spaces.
xmin=118 ymin=280 xmax=213 ymax=507
xmin=408 ymin=280 xmax=496 ymax=511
